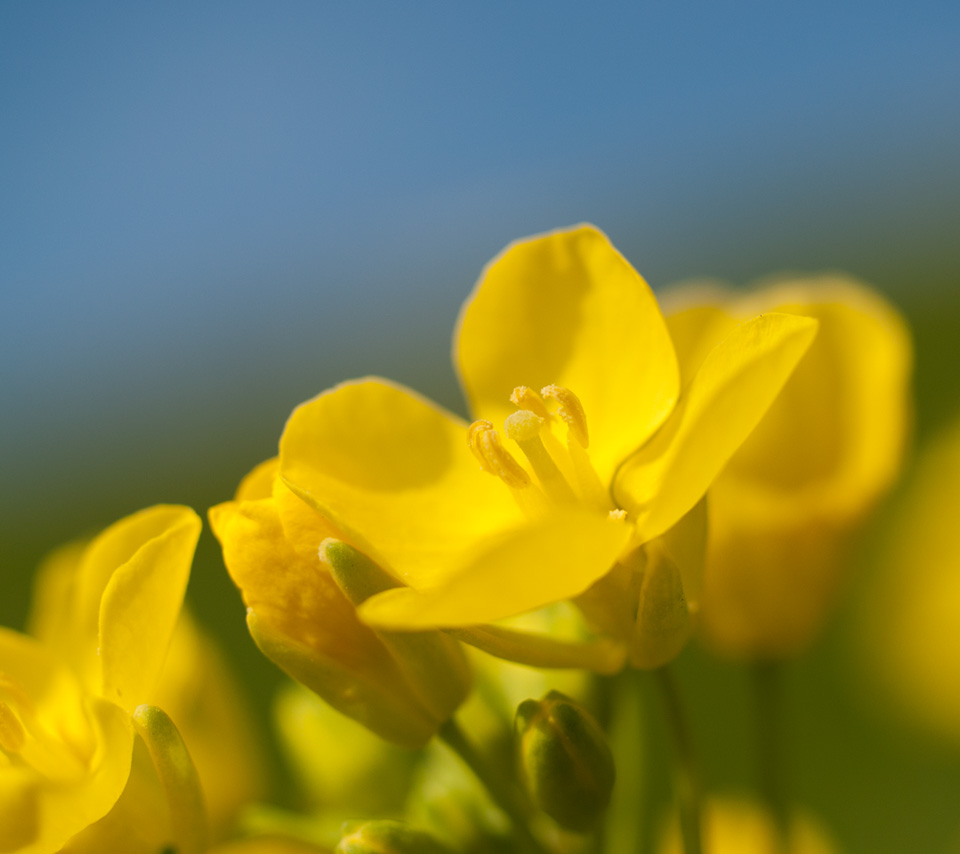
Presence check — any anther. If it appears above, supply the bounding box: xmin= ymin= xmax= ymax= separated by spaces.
xmin=542 ymin=385 xmax=589 ymax=448
xmin=467 ymin=421 xmax=531 ymax=489
xmin=510 ymin=386 xmax=551 ymax=420
xmin=0 ymin=701 xmax=25 ymax=754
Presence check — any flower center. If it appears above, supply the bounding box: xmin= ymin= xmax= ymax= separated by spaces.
xmin=468 ymin=385 xmax=614 ymax=515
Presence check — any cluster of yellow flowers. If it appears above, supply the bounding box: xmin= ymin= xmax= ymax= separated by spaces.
xmin=2 ymin=225 xmax=924 ymax=853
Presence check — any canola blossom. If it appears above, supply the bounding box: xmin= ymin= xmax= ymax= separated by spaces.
xmin=8 ymin=224 xmax=930 ymax=854
xmin=860 ymin=415 xmax=960 ymax=745
xmin=0 ymin=505 xmax=201 ymax=853
xmin=662 ymin=277 xmax=911 ymax=658
xmin=276 ymin=226 xmax=818 ymax=664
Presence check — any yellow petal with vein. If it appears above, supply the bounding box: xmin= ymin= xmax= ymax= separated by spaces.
xmin=98 ymin=506 xmax=202 ymax=709
xmin=614 ymin=313 xmax=818 ymax=541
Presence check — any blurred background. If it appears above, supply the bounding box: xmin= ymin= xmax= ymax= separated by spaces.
xmin=2 ymin=3 xmax=959 ymax=851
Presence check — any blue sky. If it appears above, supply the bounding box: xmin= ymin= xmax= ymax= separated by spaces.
xmin=1 ymin=1 xmax=958 ymax=542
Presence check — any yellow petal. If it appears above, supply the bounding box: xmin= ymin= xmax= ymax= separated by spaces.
xmin=665 ymin=277 xmax=912 ymax=523
xmin=209 ymin=497 xmax=439 ymax=746
xmin=27 ymin=698 xmax=134 ymax=854
xmin=456 ymin=224 xmax=680 ymax=483
xmin=0 ymin=628 xmax=137 ymax=854
xmin=358 ymin=509 xmax=632 ymax=629
xmin=236 ymin=457 xmax=279 ymax=501
xmin=98 ymin=506 xmax=202 ymax=709
xmin=152 ymin=612 xmax=265 ymax=841
xmin=614 ymin=313 xmax=818 ymax=541
xmin=662 ymin=292 xmax=739 ymax=385
xmin=279 ymin=378 xmax=523 ymax=588
xmin=722 ymin=278 xmax=911 ymax=521
xmin=26 ymin=540 xmax=85 ymax=657
xmin=0 ymin=769 xmax=37 ymax=851
xmin=209 ymin=498 xmax=389 ymax=676
xmin=273 ymin=477 xmax=342 ymax=564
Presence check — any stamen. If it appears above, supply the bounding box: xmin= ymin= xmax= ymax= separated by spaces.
xmin=505 ymin=410 xmax=577 ymax=504
xmin=542 ymin=384 xmax=589 ymax=448
xmin=510 ymin=386 xmax=551 ymax=420
xmin=467 ymin=420 xmax=530 ymax=488
xmin=0 ymin=701 xmax=25 ymax=754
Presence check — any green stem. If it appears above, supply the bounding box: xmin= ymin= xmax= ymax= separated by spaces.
xmin=754 ymin=661 xmax=789 ymax=851
xmin=438 ymin=718 xmax=548 ymax=854
xmin=654 ymin=667 xmax=703 ymax=854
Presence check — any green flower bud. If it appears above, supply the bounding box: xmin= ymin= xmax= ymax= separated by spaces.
xmin=320 ymin=539 xmax=472 ymax=724
xmin=336 ymin=819 xmax=452 ymax=854
xmin=515 ymin=691 xmax=615 ymax=833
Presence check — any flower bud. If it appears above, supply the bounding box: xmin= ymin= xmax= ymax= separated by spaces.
xmin=320 ymin=538 xmax=472 ymax=724
xmin=336 ymin=820 xmax=452 ymax=854
xmin=515 ymin=691 xmax=615 ymax=833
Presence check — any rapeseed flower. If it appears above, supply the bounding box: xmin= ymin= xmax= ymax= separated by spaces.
xmin=663 ymin=277 xmax=911 ymax=658
xmin=0 ymin=505 xmax=201 ymax=853
xmin=659 ymin=797 xmax=839 ymax=854
xmin=859 ymin=415 xmax=960 ymax=745
xmin=275 ymin=225 xmax=817 ymax=669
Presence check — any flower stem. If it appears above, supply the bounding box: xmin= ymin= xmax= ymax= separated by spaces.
xmin=654 ymin=667 xmax=703 ymax=854
xmin=438 ymin=717 xmax=548 ymax=854
xmin=754 ymin=660 xmax=789 ymax=851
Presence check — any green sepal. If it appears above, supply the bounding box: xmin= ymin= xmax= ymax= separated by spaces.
xmin=515 ymin=691 xmax=615 ymax=833
xmin=629 ymin=542 xmax=692 ymax=669
xmin=131 ymin=704 xmax=207 ymax=854
xmin=320 ymin=539 xmax=472 ymax=724
xmin=336 ymin=819 xmax=452 ymax=854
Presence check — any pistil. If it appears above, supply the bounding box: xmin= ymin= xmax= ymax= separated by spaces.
xmin=504 ymin=410 xmax=577 ymax=504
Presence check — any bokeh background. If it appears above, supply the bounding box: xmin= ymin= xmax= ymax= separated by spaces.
xmin=3 ymin=3 xmax=960 ymax=852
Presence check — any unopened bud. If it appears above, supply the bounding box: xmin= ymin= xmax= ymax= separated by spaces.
xmin=336 ymin=820 xmax=452 ymax=854
xmin=320 ymin=539 xmax=472 ymax=724
xmin=515 ymin=691 xmax=615 ymax=833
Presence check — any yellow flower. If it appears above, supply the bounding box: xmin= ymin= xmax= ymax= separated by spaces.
xmin=210 ymin=461 xmax=472 ymax=748
xmin=275 ymin=225 xmax=817 ymax=669
xmin=28 ymin=538 xmax=265 ymax=846
xmin=858 ymin=416 xmax=960 ymax=745
xmin=663 ymin=277 xmax=911 ymax=658
xmin=0 ymin=505 xmax=201 ymax=853
xmin=659 ymin=797 xmax=839 ymax=854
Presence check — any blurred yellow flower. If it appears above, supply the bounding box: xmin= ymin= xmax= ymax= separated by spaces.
xmin=276 ymin=225 xmax=817 ymax=670
xmin=859 ymin=415 xmax=960 ymax=745
xmin=0 ymin=505 xmax=201 ymax=853
xmin=210 ymin=460 xmax=472 ymax=748
xmin=664 ymin=277 xmax=911 ymax=658
xmin=659 ymin=797 xmax=839 ymax=854
xmin=28 ymin=542 xmax=264 ymax=846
